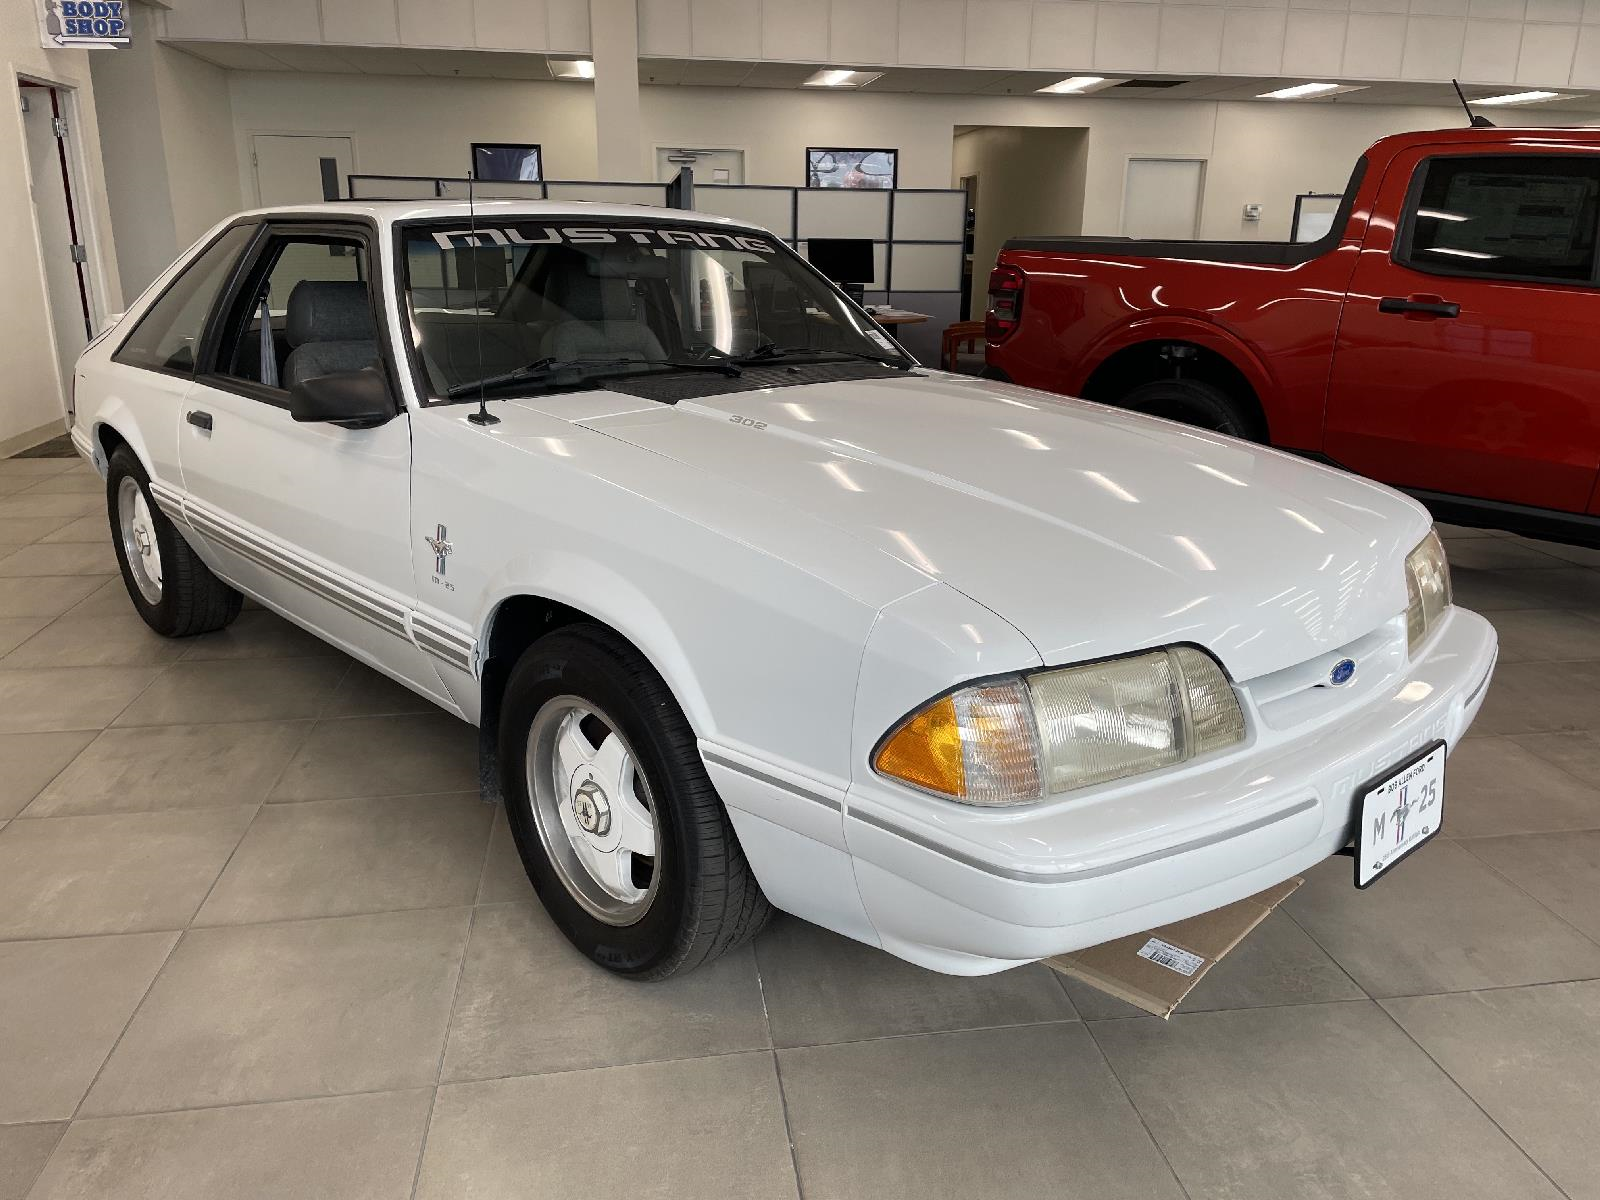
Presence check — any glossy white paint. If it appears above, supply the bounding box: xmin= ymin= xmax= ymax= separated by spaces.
xmin=70 ymin=201 xmax=1499 ymax=974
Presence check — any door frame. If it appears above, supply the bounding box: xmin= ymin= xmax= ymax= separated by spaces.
xmin=1120 ymin=155 xmax=1207 ymax=239
xmin=243 ymin=129 xmax=360 ymax=206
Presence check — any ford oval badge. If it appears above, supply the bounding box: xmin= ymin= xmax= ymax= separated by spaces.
xmin=1329 ymin=658 xmax=1357 ymax=686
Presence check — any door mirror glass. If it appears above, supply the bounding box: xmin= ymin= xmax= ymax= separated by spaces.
xmin=288 ymin=366 xmax=394 ymax=427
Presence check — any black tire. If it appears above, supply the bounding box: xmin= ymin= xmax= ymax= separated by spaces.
xmin=106 ymin=446 xmax=243 ymax=637
xmin=499 ymin=624 xmax=772 ymax=979
xmin=1120 ymin=378 xmax=1260 ymax=441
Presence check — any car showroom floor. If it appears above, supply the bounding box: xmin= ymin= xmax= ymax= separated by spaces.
xmin=2 ymin=453 xmax=1600 ymax=1200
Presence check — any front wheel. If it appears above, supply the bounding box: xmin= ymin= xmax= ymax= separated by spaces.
xmin=106 ymin=446 xmax=242 ymax=637
xmin=499 ymin=624 xmax=772 ymax=979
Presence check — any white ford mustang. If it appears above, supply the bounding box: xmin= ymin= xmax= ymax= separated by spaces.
xmin=71 ymin=201 xmax=1498 ymax=979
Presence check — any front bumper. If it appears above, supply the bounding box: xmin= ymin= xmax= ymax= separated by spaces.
xmin=840 ymin=606 xmax=1498 ymax=974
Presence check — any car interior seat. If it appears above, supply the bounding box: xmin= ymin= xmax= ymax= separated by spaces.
xmin=282 ymin=280 xmax=381 ymax=387
xmin=543 ymin=253 xmax=668 ymax=362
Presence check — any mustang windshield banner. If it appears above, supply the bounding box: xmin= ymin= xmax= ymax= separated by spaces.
xmin=40 ymin=0 xmax=130 ymax=48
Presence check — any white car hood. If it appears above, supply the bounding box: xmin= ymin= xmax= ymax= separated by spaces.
xmin=562 ymin=372 xmax=1430 ymax=681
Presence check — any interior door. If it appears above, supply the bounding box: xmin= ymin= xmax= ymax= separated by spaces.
xmin=1122 ymin=158 xmax=1203 ymax=239
xmin=177 ymin=221 xmax=447 ymax=701
xmin=1325 ymin=148 xmax=1600 ymax=513
xmin=252 ymin=134 xmax=354 ymax=206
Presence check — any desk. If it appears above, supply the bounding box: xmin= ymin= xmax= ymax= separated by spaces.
xmin=865 ymin=308 xmax=930 ymax=327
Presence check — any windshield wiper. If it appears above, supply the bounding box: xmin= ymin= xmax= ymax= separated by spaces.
xmin=734 ymin=341 xmax=912 ymax=370
xmin=446 ymin=354 xmax=741 ymax=400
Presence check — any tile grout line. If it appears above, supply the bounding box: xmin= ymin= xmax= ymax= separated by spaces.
xmin=408 ymin=904 xmax=477 ymax=1200
xmin=1454 ymin=838 xmax=1600 ymax=956
xmin=1371 ymin=1001 xmax=1576 ymax=1200
xmin=1078 ymin=1016 xmax=1195 ymax=1200
xmin=752 ymin=944 xmax=807 ymax=1200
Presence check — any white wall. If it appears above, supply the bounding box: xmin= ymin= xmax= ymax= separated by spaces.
xmin=0 ymin=0 xmax=122 ymax=452
xmin=223 ymin=69 xmax=1597 ymax=241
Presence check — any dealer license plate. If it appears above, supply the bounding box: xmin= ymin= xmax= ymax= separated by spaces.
xmin=1355 ymin=741 xmax=1446 ymax=888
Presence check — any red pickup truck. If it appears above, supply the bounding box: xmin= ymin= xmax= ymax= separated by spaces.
xmin=984 ymin=126 xmax=1600 ymax=544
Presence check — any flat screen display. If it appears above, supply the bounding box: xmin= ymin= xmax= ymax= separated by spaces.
xmin=806 ymin=238 xmax=875 ymax=284
xmin=472 ymin=143 xmax=543 ymax=183
xmin=807 ymin=148 xmax=896 ymax=190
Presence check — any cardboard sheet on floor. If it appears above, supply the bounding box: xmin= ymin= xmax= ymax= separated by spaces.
xmin=1043 ymin=878 xmax=1302 ymax=1019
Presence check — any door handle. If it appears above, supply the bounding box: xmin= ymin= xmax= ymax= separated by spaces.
xmin=1378 ymin=296 xmax=1460 ymax=319
xmin=186 ymin=410 xmax=213 ymax=432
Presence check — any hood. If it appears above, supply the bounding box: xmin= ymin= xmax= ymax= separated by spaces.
xmin=546 ymin=372 xmax=1430 ymax=681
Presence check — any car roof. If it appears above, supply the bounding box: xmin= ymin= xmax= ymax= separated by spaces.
xmin=241 ymin=199 xmax=766 ymax=233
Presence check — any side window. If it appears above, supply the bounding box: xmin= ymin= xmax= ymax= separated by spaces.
xmin=1404 ymin=156 xmax=1600 ymax=284
xmin=113 ymin=224 xmax=255 ymax=375
xmin=213 ymin=233 xmax=378 ymax=394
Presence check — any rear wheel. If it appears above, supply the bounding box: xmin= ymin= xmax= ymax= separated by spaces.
xmin=106 ymin=446 xmax=242 ymax=637
xmin=1120 ymin=378 xmax=1259 ymax=441
xmin=499 ymin=624 xmax=772 ymax=979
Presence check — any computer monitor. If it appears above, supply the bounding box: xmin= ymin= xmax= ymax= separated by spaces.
xmin=806 ymin=238 xmax=874 ymax=286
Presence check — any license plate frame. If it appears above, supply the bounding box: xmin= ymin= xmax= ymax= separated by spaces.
xmin=1353 ymin=739 xmax=1447 ymax=889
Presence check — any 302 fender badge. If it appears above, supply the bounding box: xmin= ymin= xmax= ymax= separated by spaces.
xmin=425 ymin=524 xmax=453 ymax=576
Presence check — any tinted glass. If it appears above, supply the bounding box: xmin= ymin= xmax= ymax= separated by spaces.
xmin=1407 ymin=156 xmax=1600 ymax=282
xmin=113 ymin=224 xmax=254 ymax=374
xmin=401 ymin=218 xmax=907 ymax=398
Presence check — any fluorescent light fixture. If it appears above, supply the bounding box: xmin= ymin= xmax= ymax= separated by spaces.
xmin=1472 ymin=90 xmax=1564 ymax=106
xmin=1257 ymin=82 xmax=1366 ymax=100
xmin=1037 ymin=76 xmax=1110 ymax=95
xmin=802 ymin=68 xmax=883 ymax=88
xmin=550 ymin=58 xmax=595 ymax=79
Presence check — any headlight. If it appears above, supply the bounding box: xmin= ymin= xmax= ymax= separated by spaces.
xmin=873 ymin=646 xmax=1246 ymax=807
xmin=1405 ymin=529 xmax=1452 ymax=655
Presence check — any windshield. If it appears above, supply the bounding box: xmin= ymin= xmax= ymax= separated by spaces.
xmin=400 ymin=217 xmax=909 ymax=399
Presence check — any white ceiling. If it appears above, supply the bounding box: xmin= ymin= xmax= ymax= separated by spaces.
xmin=168 ymin=40 xmax=1600 ymax=113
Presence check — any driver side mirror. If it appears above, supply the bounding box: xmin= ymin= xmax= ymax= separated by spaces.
xmin=288 ymin=366 xmax=395 ymax=428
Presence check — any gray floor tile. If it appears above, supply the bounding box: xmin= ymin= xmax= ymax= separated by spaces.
xmin=1060 ymin=909 xmax=1367 ymax=1020
xmin=1443 ymin=737 xmax=1600 ymax=838
xmin=1283 ymin=840 xmax=1600 ymax=996
xmin=0 ymin=575 xmax=114 ymax=619
xmin=59 ymin=577 xmax=134 ymax=618
xmin=1 ymin=614 xmax=189 ymax=669
xmin=0 ymin=458 xmax=77 ymax=478
xmin=1384 ymin=981 xmax=1600 ymax=1200
xmin=27 ymin=1090 xmax=434 ymax=1200
xmin=0 ymin=514 xmax=77 ymax=543
xmin=25 ymin=721 xmax=311 ymax=817
xmin=0 ymin=730 xmax=98 ymax=818
xmin=1473 ymin=661 xmax=1600 ymax=735
xmin=0 ymin=493 xmax=100 ymax=520
xmin=0 ymin=932 xmax=176 ymax=1122
xmin=82 ymin=907 xmax=471 ymax=1115
xmin=0 ymin=1122 xmax=66 ymax=1200
xmin=474 ymin=805 xmax=533 ymax=904
xmin=320 ymin=662 xmax=439 ymax=716
xmin=0 ymin=808 xmax=255 ymax=938
xmin=441 ymin=902 xmax=769 ymax=1080
xmin=37 ymin=515 xmax=110 ymax=543
xmin=1446 ymin=540 xmax=1569 ymax=570
xmin=179 ymin=609 xmax=346 ymax=661
xmin=1450 ymin=569 xmax=1550 ymax=612
xmin=1531 ymin=540 xmax=1600 ymax=567
xmin=1460 ymin=829 xmax=1600 ymax=942
xmin=1504 ymin=567 xmax=1600 ymax=610
xmin=1092 ymin=1000 xmax=1561 ymax=1200
xmin=756 ymin=915 xmax=1076 ymax=1046
xmin=780 ymin=1023 xmax=1184 ymax=1200
xmin=1513 ymin=729 xmax=1600 ymax=781
xmin=197 ymin=793 xmax=493 ymax=925
xmin=0 ymin=542 xmax=117 ymax=577
xmin=268 ymin=712 xmax=476 ymax=801
xmin=114 ymin=657 xmax=350 ymax=726
xmin=1488 ymin=608 xmax=1600 ymax=663
xmin=0 ymin=666 xmax=164 ymax=733
xmin=19 ymin=472 xmax=105 ymax=496
xmin=418 ymin=1053 xmax=797 ymax=1200
xmin=0 ymin=615 xmax=50 ymax=656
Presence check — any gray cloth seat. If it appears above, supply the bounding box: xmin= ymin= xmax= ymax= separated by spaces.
xmin=543 ymin=268 xmax=665 ymax=362
xmin=282 ymin=280 xmax=380 ymax=388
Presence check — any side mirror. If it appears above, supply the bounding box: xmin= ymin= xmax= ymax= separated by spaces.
xmin=288 ymin=366 xmax=395 ymax=428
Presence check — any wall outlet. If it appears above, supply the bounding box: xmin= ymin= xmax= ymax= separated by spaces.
xmin=1242 ymin=203 xmax=1262 ymax=222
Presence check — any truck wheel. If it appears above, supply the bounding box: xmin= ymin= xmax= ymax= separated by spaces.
xmin=499 ymin=624 xmax=772 ymax=979
xmin=1120 ymin=379 xmax=1259 ymax=441
xmin=106 ymin=446 xmax=243 ymax=637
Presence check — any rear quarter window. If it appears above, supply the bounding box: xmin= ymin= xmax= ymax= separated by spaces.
xmin=113 ymin=224 xmax=255 ymax=375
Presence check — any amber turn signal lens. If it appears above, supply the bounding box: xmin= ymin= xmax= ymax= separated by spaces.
xmin=875 ymin=695 xmax=965 ymax=798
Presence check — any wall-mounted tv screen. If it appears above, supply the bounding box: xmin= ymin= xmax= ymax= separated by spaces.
xmin=806 ymin=148 xmax=897 ymax=190
xmin=472 ymin=143 xmax=543 ymax=182
xmin=806 ymin=238 xmax=875 ymax=284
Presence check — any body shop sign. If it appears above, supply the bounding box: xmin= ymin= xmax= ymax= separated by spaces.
xmin=41 ymin=1 xmax=130 ymax=48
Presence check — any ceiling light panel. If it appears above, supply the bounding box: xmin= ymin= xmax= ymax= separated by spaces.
xmin=1257 ymin=82 xmax=1368 ymax=100
xmin=549 ymin=57 xmax=594 ymax=79
xmin=1472 ymin=90 xmax=1565 ymax=106
xmin=802 ymin=68 xmax=883 ymax=88
xmin=1036 ymin=76 xmax=1114 ymax=95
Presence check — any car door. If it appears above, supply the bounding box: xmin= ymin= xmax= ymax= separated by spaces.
xmin=177 ymin=219 xmax=449 ymax=702
xmin=1324 ymin=147 xmax=1600 ymax=513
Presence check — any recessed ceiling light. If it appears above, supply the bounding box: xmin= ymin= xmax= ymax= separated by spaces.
xmin=802 ymin=68 xmax=882 ymax=88
xmin=1036 ymin=76 xmax=1112 ymax=95
xmin=1257 ymin=82 xmax=1367 ymax=100
xmin=549 ymin=58 xmax=594 ymax=80
xmin=1472 ymin=90 xmax=1565 ymax=106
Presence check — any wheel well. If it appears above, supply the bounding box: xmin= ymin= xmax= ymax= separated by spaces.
xmin=1080 ymin=341 xmax=1268 ymax=441
xmin=96 ymin=422 xmax=128 ymax=464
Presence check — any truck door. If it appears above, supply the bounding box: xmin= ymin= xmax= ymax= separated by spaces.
xmin=1325 ymin=147 xmax=1600 ymax=513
